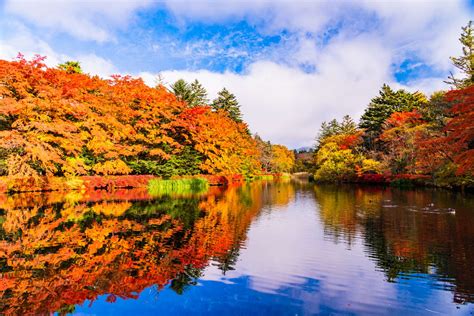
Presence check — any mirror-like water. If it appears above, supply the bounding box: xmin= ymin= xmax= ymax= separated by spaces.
xmin=1 ymin=181 xmax=473 ymax=315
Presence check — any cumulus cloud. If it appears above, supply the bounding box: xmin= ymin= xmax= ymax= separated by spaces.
xmin=140 ymin=27 xmax=455 ymax=148
xmin=0 ymin=19 xmax=117 ymax=77
xmin=140 ymin=35 xmax=398 ymax=148
xmin=3 ymin=0 xmax=153 ymax=42
xmin=164 ymin=0 xmax=471 ymax=71
xmin=0 ymin=20 xmax=63 ymax=65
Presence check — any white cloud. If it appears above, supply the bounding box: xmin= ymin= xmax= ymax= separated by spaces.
xmin=3 ymin=0 xmax=153 ymax=42
xmin=140 ymin=29 xmax=454 ymax=148
xmin=144 ymin=0 xmax=470 ymax=147
xmin=0 ymin=20 xmax=64 ymax=65
xmin=77 ymin=54 xmax=118 ymax=77
xmin=140 ymin=35 xmax=398 ymax=148
xmin=359 ymin=0 xmax=472 ymax=71
xmin=0 ymin=20 xmax=117 ymax=77
xmin=164 ymin=0 xmax=472 ymax=71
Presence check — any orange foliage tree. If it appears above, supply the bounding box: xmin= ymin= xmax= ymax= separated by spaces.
xmin=172 ymin=106 xmax=261 ymax=176
xmin=269 ymin=144 xmax=295 ymax=173
xmin=380 ymin=110 xmax=427 ymax=174
xmin=0 ymin=55 xmax=264 ymax=179
xmin=444 ymin=86 xmax=474 ymax=176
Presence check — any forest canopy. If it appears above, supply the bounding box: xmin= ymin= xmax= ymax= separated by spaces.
xmin=0 ymin=56 xmax=294 ymax=179
xmin=309 ymin=21 xmax=474 ymax=189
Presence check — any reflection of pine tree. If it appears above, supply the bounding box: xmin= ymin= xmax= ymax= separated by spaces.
xmin=170 ymin=265 xmax=203 ymax=295
xmin=215 ymin=246 xmax=240 ymax=275
xmin=363 ymin=216 xmax=424 ymax=282
xmin=56 ymin=304 xmax=76 ymax=316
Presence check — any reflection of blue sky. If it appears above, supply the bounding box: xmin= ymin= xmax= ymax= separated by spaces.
xmin=74 ymin=191 xmax=473 ymax=315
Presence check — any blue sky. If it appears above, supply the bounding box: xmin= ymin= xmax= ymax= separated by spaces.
xmin=1 ymin=0 xmax=473 ymax=148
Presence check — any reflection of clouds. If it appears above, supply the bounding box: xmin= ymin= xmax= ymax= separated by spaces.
xmin=203 ymin=190 xmax=414 ymax=313
xmin=200 ymin=191 xmax=464 ymax=314
xmin=201 ymin=193 xmax=395 ymax=313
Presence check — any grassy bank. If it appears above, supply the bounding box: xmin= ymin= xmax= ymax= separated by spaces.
xmin=147 ymin=178 xmax=209 ymax=196
xmin=0 ymin=173 xmax=286 ymax=195
xmin=253 ymin=173 xmax=291 ymax=181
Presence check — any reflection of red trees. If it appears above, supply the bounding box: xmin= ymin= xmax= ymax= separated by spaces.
xmin=0 ymin=184 xmax=264 ymax=314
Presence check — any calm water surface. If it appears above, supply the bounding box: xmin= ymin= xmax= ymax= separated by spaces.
xmin=1 ymin=181 xmax=474 ymax=315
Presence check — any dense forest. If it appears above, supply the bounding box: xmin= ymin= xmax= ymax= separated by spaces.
xmin=0 ymin=56 xmax=294 ymax=181
xmin=305 ymin=21 xmax=474 ymax=189
xmin=1 ymin=22 xmax=473 ymax=190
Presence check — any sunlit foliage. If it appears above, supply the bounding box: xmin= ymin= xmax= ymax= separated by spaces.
xmin=0 ymin=56 xmax=269 ymax=179
xmin=311 ymin=22 xmax=474 ymax=188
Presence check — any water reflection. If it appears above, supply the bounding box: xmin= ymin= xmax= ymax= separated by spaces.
xmin=0 ymin=181 xmax=473 ymax=314
xmin=314 ymin=185 xmax=474 ymax=304
xmin=0 ymin=184 xmax=263 ymax=315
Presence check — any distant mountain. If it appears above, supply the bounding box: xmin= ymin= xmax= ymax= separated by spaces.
xmin=294 ymin=146 xmax=314 ymax=153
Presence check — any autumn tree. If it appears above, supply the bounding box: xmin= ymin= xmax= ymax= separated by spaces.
xmin=316 ymin=115 xmax=357 ymax=149
xmin=172 ymin=106 xmax=261 ymax=177
xmin=418 ymin=91 xmax=453 ymax=129
xmin=254 ymin=134 xmax=273 ymax=171
xmin=313 ymin=114 xmax=383 ymax=182
xmin=443 ymin=86 xmax=474 ymax=177
xmin=359 ymin=84 xmax=427 ymax=149
xmin=446 ymin=21 xmax=474 ymax=88
xmin=0 ymin=56 xmax=275 ymax=179
xmin=270 ymin=144 xmax=295 ymax=173
xmin=380 ymin=111 xmax=426 ymax=174
xmin=314 ymin=136 xmax=362 ymax=182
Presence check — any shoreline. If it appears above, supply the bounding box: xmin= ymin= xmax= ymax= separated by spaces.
xmin=0 ymin=173 xmax=291 ymax=194
xmin=1 ymin=172 xmax=470 ymax=195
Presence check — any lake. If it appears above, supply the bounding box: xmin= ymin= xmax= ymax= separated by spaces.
xmin=1 ymin=180 xmax=473 ymax=315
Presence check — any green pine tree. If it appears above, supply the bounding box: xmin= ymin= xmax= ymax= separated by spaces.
xmin=446 ymin=21 xmax=474 ymax=88
xmin=170 ymin=79 xmax=192 ymax=104
xmin=189 ymin=79 xmax=209 ymax=107
xmin=211 ymin=88 xmax=243 ymax=123
xmin=315 ymin=115 xmax=357 ymax=149
xmin=339 ymin=115 xmax=358 ymax=134
xmin=359 ymin=84 xmax=427 ymax=135
xmin=170 ymin=79 xmax=209 ymax=107
xmin=359 ymin=84 xmax=427 ymax=150
xmin=58 ymin=61 xmax=83 ymax=74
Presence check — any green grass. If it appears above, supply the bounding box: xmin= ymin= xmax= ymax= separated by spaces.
xmin=253 ymin=173 xmax=291 ymax=181
xmin=254 ymin=175 xmax=274 ymax=181
xmin=147 ymin=178 xmax=209 ymax=196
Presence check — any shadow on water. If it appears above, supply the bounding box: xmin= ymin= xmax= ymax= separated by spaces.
xmin=0 ymin=180 xmax=473 ymax=314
